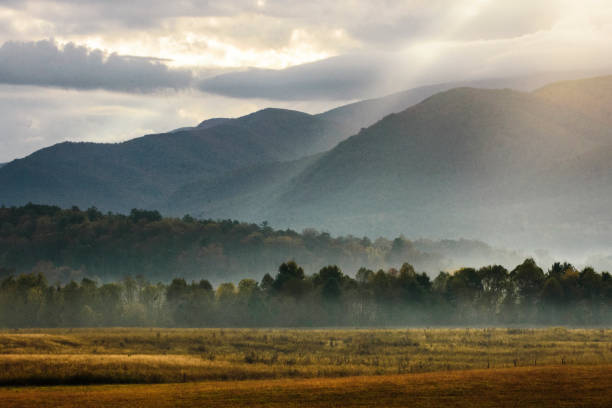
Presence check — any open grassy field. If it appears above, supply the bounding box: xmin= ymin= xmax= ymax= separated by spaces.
xmin=0 ymin=365 xmax=610 ymax=407
xmin=1 ymin=328 xmax=610 ymax=407
xmin=0 ymin=327 xmax=610 ymax=385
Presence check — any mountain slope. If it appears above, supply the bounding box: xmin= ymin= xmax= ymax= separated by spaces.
xmin=534 ymin=75 xmax=612 ymax=126
xmin=166 ymin=154 xmax=321 ymax=219
xmin=314 ymin=71 xmax=601 ymax=138
xmin=271 ymin=85 xmax=612 ymax=249
xmin=1 ymin=71 xmax=602 ymax=214
xmin=0 ymin=109 xmax=343 ymax=212
xmin=287 ymin=87 xmax=607 ymax=204
xmin=3 ymin=70 xmax=612 ymax=252
xmin=175 ymin=78 xmax=612 ymax=252
xmin=160 ymin=74 xmax=600 ymax=221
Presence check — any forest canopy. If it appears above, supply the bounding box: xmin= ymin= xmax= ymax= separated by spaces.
xmin=1 ymin=258 xmax=610 ymax=327
xmin=0 ymin=203 xmax=521 ymax=284
xmin=1 ymin=204 xmax=609 ymax=327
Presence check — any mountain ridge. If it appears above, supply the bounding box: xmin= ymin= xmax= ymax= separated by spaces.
xmin=169 ymin=77 xmax=612 ymax=254
xmin=0 ymin=108 xmax=344 ymax=211
xmin=3 ymin=73 xmax=612 ymax=257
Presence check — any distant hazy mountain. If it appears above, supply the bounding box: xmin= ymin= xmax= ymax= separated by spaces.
xmin=315 ymin=72 xmax=585 ymax=137
xmin=167 ymin=154 xmax=322 ymax=219
xmin=162 ymin=72 xmax=609 ymax=219
xmin=173 ymin=76 xmax=612 ymax=253
xmin=285 ymin=87 xmax=607 ymax=205
xmin=534 ymin=75 xmax=612 ymax=126
xmin=0 ymin=108 xmax=344 ymax=211
xmin=2 ymin=71 xmax=591 ymax=213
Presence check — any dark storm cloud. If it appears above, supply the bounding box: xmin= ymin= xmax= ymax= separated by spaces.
xmin=0 ymin=40 xmax=193 ymax=92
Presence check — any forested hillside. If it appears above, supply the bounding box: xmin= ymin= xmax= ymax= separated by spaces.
xmin=0 ymin=204 xmax=521 ymax=284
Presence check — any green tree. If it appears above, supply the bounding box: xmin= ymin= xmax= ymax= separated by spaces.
xmin=273 ymin=261 xmax=306 ymax=297
xmin=511 ymin=258 xmax=545 ymax=322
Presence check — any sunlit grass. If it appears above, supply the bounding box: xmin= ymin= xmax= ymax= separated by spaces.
xmin=0 ymin=327 xmax=610 ymax=385
xmin=1 ymin=365 xmax=611 ymax=407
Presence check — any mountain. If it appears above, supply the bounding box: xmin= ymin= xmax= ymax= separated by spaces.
xmin=283 ymin=83 xmax=612 ymax=250
xmin=285 ymin=87 xmax=607 ymax=204
xmin=197 ymin=118 xmax=231 ymax=129
xmin=167 ymin=154 xmax=321 ymax=219
xmin=3 ymin=72 xmax=612 ymax=255
xmin=0 ymin=108 xmax=344 ymax=212
xmin=1 ymin=71 xmax=595 ymax=213
xmin=526 ymin=141 xmax=612 ymax=251
xmin=162 ymin=73 xmax=608 ymax=217
xmin=173 ymin=76 xmax=612 ymax=253
xmin=314 ymin=71 xmax=606 ymax=138
xmin=534 ymin=75 xmax=612 ymax=126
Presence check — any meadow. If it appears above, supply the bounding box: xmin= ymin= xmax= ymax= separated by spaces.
xmin=0 ymin=327 xmax=610 ymax=385
xmin=1 ymin=365 xmax=611 ymax=407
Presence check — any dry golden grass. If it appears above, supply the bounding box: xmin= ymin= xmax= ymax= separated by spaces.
xmin=0 ymin=328 xmax=610 ymax=385
xmin=0 ymin=364 xmax=610 ymax=407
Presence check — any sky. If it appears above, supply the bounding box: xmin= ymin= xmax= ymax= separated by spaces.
xmin=1 ymin=0 xmax=612 ymax=162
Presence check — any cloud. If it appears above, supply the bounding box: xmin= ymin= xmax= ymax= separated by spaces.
xmin=197 ymin=9 xmax=612 ymax=101
xmin=338 ymin=0 xmax=561 ymax=47
xmin=450 ymin=1 xmax=560 ymax=41
xmin=199 ymin=54 xmax=391 ymax=100
xmin=0 ymin=1 xmax=564 ymax=42
xmin=0 ymin=39 xmax=193 ymax=92
xmin=0 ymin=1 xmax=578 ymax=66
xmin=0 ymin=1 xmax=260 ymax=33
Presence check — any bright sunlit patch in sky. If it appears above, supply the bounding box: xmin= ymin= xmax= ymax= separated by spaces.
xmin=51 ymin=17 xmax=338 ymax=70
xmin=165 ymin=35 xmax=332 ymax=69
xmin=461 ymin=0 xmax=490 ymax=18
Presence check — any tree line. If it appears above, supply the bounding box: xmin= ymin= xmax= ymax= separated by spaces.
xmin=0 ymin=203 xmax=520 ymax=284
xmin=1 ymin=259 xmax=610 ymax=327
